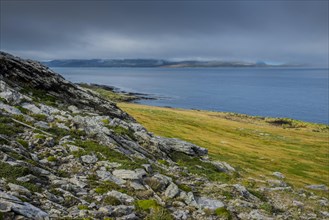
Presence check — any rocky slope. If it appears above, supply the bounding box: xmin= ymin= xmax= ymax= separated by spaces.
xmin=0 ymin=52 xmax=328 ymax=220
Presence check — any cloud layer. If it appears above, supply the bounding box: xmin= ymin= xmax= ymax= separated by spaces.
xmin=1 ymin=1 xmax=328 ymax=66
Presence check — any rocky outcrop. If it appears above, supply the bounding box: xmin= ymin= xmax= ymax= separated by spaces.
xmin=0 ymin=52 xmax=328 ymax=219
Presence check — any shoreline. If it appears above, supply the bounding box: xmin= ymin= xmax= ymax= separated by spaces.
xmin=79 ymin=82 xmax=329 ymax=126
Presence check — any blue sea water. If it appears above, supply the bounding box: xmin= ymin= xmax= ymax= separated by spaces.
xmin=53 ymin=67 xmax=329 ymax=124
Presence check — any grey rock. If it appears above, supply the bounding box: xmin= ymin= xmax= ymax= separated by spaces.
xmin=8 ymin=183 xmax=32 ymax=196
xmin=0 ymin=201 xmax=12 ymax=212
xmin=211 ymin=161 xmax=235 ymax=173
xmin=0 ymin=191 xmax=48 ymax=220
xmin=0 ymin=102 xmax=22 ymax=115
xmin=117 ymin=213 xmax=138 ymax=220
xmin=21 ymin=103 xmax=43 ymax=115
xmin=292 ymin=200 xmax=304 ymax=208
xmin=179 ymin=191 xmax=198 ymax=207
xmin=112 ymin=205 xmax=134 ymax=217
xmin=155 ymin=137 xmax=208 ymax=156
xmin=164 ymin=182 xmax=179 ymax=198
xmin=129 ymin=181 xmax=145 ymax=190
xmin=306 ymin=184 xmax=328 ymax=191
xmin=112 ymin=169 xmax=141 ymax=180
xmin=273 ymin=171 xmax=285 ymax=179
xmin=173 ymin=210 xmax=188 ymax=220
xmin=195 ymin=196 xmax=224 ymax=210
xmin=107 ymin=190 xmax=135 ymax=203
xmin=34 ymin=121 xmax=50 ymax=129
xmin=81 ymin=154 xmax=98 ymax=164
xmin=96 ymin=170 xmax=126 ymax=185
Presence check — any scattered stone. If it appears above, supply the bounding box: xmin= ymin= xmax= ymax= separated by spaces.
xmin=306 ymin=185 xmax=328 ymax=191
xmin=164 ymin=182 xmax=179 ymax=198
xmin=112 ymin=169 xmax=141 ymax=180
xmin=81 ymin=154 xmax=98 ymax=164
xmin=8 ymin=183 xmax=32 ymax=196
xmin=34 ymin=121 xmax=50 ymax=129
xmin=107 ymin=190 xmax=135 ymax=203
xmin=293 ymin=200 xmax=304 ymax=208
xmin=273 ymin=172 xmax=285 ymax=179
xmin=195 ymin=197 xmax=224 ymax=210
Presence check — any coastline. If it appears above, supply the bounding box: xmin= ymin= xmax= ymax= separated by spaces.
xmin=80 ymin=82 xmax=329 ymax=126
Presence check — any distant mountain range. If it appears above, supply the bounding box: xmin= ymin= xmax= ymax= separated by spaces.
xmin=42 ymin=59 xmax=295 ymax=68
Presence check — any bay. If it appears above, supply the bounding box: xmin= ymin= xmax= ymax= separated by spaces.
xmin=53 ymin=67 xmax=329 ymax=124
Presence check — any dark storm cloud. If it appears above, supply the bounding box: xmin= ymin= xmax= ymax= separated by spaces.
xmin=0 ymin=0 xmax=328 ymax=66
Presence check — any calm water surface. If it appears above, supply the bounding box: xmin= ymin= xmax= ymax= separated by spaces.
xmin=53 ymin=67 xmax=329 ymax=124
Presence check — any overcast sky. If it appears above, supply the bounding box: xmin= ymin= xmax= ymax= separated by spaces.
xmin=0 ymin=0 xmax=328 ymax=66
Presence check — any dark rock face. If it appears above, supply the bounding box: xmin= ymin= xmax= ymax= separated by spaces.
xmin=0 ymin=52 xmax=133 ymax=121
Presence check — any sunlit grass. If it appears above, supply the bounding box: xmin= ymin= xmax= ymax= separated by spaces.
xmin=119 ymin=102 xmax=329 ymax=188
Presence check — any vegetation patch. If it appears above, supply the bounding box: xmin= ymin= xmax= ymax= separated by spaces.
xmin=214 ymin=207 xmax=231 ymax=219
xmin=170 ymin=152 xmax=231 ymax=182
xmin=75 ymin=140 xmax=147 ymax=169
xmin=135 ymin=199 xmax=159 ymax=212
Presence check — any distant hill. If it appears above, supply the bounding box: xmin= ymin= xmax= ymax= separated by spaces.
xmin=42 ymin=59 xmax=290 ymax=68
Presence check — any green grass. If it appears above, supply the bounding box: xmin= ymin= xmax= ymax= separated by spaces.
xmin=79 ymin=83 xmax=137 ymax=102
xmin=0 ymin=161 xmax=40 ymax=192
xmin=135 ymin=199 xmax=159 ymax=212
xmin=118 ymin=103 xmax=329 ymax=188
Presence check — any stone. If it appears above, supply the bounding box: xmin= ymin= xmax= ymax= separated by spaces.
xmin=129 ymin=181 xmax=145 ymax=190
xmin=21 ymin=103 xmax=43 ymax=115
xmin=34 ymin=121 xmax=50 ymax=129
xmin=164 ymin=182 xmax=179 ymax=198
xmin=8 ymin=183 xmax=32 ymax=196
xmin=306 ymin=184 xmax=328 ymax=191
xmin=107 ymin=190 xmax=135 ymax=203
xmin=0 ymin=201 xmax=12 ymax=212
xmin=112 ymin=169 xmax=141 ymax=180
xmin=292 ymin=200 xmax=304 ymax=208
xmin=173 ymin=210 xmax=188 ymax=220
xmin=233 ymin=184 xmax=255 ymax=200
xmin=211 ymin=161 xmax=235 ymax=172
xmin=195 ymin=197 xmax=224 ymax=210
xmin=112 ymin=205 xmax=134 ymax=217
xmin=0 ymin=102 xmax=22 ymax=115
xmin=273 ymin=172 xmax=285 ymax=179
xmin=81 ymin=154 xmax=98 ymax=164
xmin=155 ymin=137 xmax=208 ymax=156
xmin=96 ymin=170 xmax=126 ymax=185
xmin=142 ymin=164 xmax=152 ymax=173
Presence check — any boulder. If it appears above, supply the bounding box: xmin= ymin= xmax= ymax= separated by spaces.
xmin=164 ymin=182 xmax=179 ymax=198
xmin=195 ymin=197 xmax=224 ymax=210
xmin=81 ymin=155 xmax=98 ymax=164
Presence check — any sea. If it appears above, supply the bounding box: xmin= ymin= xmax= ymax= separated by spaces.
xmin=52 ymin=67 xmax=329 ymax=124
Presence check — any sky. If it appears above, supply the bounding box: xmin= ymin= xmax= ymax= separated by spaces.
xmin=0 ymin=0 xmax=328 ymax=66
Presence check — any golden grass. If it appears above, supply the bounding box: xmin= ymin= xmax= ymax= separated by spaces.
xmin=119 ymin=102 xmax=329 ymax=188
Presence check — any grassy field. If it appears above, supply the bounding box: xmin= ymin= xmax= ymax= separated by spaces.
xmin=118 ymin=102 xmax=329 ymax=188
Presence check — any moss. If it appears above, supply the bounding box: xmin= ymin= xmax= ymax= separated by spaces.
xmin=15 ymin=106 xmax=29 ymax=114
xmin=0 ymin=115 xmax=24 ymax=136
xmin=78 ymin=205 xmax=89 ymax=210
xmin=214 ymin=207 xmax=231 ymax=219
xmin=177 ymin=184 xmax=192 ymax=192
xmin=31 ymin=113 xmax=48 ymax=121
xmin=0 ymin=161 xmax=41 ymax=192
xmin=107 ymin=125 xmax=136 ymax=141
xmin=135 ymin=200 xmax=159 ymax=212
xmin=17 ymin=139 xmax=29 ymax=148
xmin=157 ymin=159 xmax=170 ymax=166
xmin=94 ymin=181 xmax=120 ymax=194
xmin=102 ymin=118 xmax=110 ymax=124
xmin=20 ymin=87 xmax=57 ymax=106
xmin=170 ymin=152 xmax=231 ymax=182
xmin=47 ymin=156 xmax=57 ymax=162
